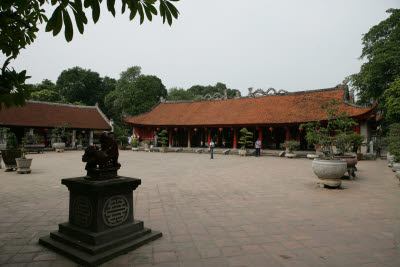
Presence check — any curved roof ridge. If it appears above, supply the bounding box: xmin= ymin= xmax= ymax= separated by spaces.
xmin=26 ymin=100 xmax=97 ymax=109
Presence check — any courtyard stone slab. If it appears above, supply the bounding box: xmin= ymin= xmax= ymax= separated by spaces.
xmin=0 ymin=151 xmax=399 ymax=266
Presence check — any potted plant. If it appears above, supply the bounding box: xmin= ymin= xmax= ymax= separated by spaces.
xmin=334 ymin=130 xmax=365 ymax=178
xmin=383 ymin=123 xmax=400 ymax=173
xmin=0 ymin=125 xmax=7 ymax=150
xmin=131 ymin=137 xmax=139 ymax=151
xmin=1 ymin=131 xmax=22 ymax=171
xmin=23 ymin=133 xmax=45 ymax=153
xmin=301 ymin=100 xmax=358 ymax=188
xmin=238 ymin=128 xmax=254 ymax=156
xmin=52 ymin=122 xmax=70 ymax=152
xmin=16 ymin=142 xmax=32 ymax=174
xmin=76 ymin=134 xmax=83 ymax=150
xmin=282 ymin=140 xmax=300 ymax=158
xmin=158 ymin=130 xmax=169 ymax=152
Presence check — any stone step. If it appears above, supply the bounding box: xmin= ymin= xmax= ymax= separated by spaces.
xmin=50 ymin=227 xmax=152 ymax=255
xmin=39 ymin=229 xmax=161 ymax=267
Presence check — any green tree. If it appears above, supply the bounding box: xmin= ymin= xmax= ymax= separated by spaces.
xmin=187 ymin=83 xmax=238 ymax=99
xmin=30 ymin=89 xmax=61 ymax=102
xmin=350 ymin=8 xmax=400 ymax=106
xmin=385 ymin=78 xmax=400 ymax=122
xmin=104 ymin=66 xmax=167 ymax=125
xmin=1 ymin=0 xmax=179 ymax=109
xmin=167 ymin=87 xmax=195 ymax=100
xmin=31 ymin=79 xmax=56 ymax=92
xmin=56 ymin=66 xmax=114 ymax=108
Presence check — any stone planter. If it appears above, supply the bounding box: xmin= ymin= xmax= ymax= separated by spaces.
xmin=1 ymin=149 xmax=22 ymax=171
xmin=24 ymin=144 xmax=45 ymax=153
xmin=53 ymin=142 xmax=66 ymax=152
xmin=159 ymin=147 xmax=167 ymax=153
xmin=0 ymin=155 xmax=2 ymax=169
xmin=392 ymin=162 xmax=400 ymax=172
xmin=285 ymin=152 xmax=296 ymax=158
xmin=132 ymin=147 xmax=139 ymax=151
xmin=335 ymin=155 xmax=358 ymax=178
xmin=76 ymin=144 xmax=83 ymax=150
xmin=238 ymin=149 xmax=248 ymax=156
xmin=0 ymin=143 xmax=6 ymax=150
xmin=387 ymin=153 xmax=394 ymax=167
xmin=307 ymin=153 xmax=320 ymax=160
xmin=396 ymin=171 xmax=400 ymax=181
xmin=16 ymin=158 xmax=33 ymax=174
xmin=312 ymin=159 xmax=347 ymax=188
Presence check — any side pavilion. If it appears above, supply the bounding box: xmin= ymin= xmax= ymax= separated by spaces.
xmin=0 ymin=101 xmax=111 ymax=147
xmin=123 ymin=85 xmax=377 ymax=153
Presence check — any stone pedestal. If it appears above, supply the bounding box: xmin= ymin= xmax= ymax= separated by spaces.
xmin=39 ymin=176 xmax=161 ymax=266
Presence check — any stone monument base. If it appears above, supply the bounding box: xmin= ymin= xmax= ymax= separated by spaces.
xmin=39 ymin=176 xmax=161 ymax=266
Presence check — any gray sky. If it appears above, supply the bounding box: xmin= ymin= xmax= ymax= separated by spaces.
xmin=11 ymin=0 xmax=400 ymax=95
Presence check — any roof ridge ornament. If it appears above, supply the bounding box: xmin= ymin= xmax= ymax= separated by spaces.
xmin=248 ymin=87 xmax=288 ymax=97
xmin=198 ymin=93 xmax=225 ymax=101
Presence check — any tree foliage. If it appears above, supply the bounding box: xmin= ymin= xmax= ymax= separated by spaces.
xmin=383 ymin=123 xmax=400 ymax=162
xmin=350 ymin=8 xmax=400 ymax=105
xmin=56 ymin=66 xmax=115 ymax=109
xmin=0 ymin=0 xmax=179 ymax=109
xmin=301 ymin=100 xmax=364 ymax=158
xmin=188 ymin=82 xmax=239 ymax=99
xmin=385 ymin=78 xmax=400 ymax=122
xmin=167 ymin=87 xmax=195 ymax=100
xmin=238 ymin=128 xmax=253 ymax=150
xmin=157 ymin=129 xmax=168 ymax=147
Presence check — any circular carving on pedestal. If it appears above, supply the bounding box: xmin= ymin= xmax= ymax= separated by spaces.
xmin=103 ymin=195 xmax=130 ymax=227
xmin=72 ymin=196 xmax=93 ymax=227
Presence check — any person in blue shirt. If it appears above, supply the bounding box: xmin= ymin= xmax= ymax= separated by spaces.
xmin=210 ymin=139 xmax=215 ymax=159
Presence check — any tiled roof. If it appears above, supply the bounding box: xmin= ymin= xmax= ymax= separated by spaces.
xmin=124 ymin=88 xmax=375 ymax=126
xmin=0 ymin=101 xmax=111 ymax=129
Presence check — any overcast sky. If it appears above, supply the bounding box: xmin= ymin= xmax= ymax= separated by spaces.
xmin=11 ymin=0 xmax=400 ymax=95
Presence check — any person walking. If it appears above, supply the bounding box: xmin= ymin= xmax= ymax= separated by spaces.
xmin=255 ymin=138 xmax=261 ymax=157
xmin=210 ymin=139 xmax=215 ymax=159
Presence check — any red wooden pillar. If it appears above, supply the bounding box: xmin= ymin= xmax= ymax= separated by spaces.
xmin=169 ymin=130 xmax=172 ymax=147
xmin=208 ymin=130 xmax=211 ymax=146
xmin=285 ymin=126 xmax=290 ymax=141
xmin=233 ymin=129 xmax=237 ymax=148
xmin=188 ymin=129 xmax=191 ymax=148
xmin=258 ymin=128 xmax=263 ymax=148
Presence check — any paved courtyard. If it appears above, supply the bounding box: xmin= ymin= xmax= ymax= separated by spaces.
xmin=0 ymin=151 xmax=399 ymax=267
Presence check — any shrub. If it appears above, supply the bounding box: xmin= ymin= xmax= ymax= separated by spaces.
xmin=157 ymin=130 xmax=169 ymax=147
xmin=238 ymin=128 xmax=254 ymax=149
xmin=282 ymin=140 xmax=300 ymax=152
xmin=7 ymin=132 xmax=18 ymax=149
xmin=383 ymin=123 xmax=400 ymax=162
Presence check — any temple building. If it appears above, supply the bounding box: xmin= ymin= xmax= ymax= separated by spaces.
xmin=124 ymin=84 xmax=377 ymax=152
xmin=0 ymin=101 xmax=111 ymax=147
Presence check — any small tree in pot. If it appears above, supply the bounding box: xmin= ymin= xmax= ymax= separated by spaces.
xmin=157 ymin=130 xmax=169 ymax=152
xmin=52 ymin=122 xmax=70 ymax=152
xmin=238 ymin=128 xmax=253 ymax=156
xmin=383 ymin=123 xmax=400 ymax=174
xmin=301 ymin=100 xmax=362 ymax=188
xmin=24 ymin=133 xmax=44 ymax=153
xmin=282 ymin=140 xmax=300 ymax=158
xmin=16 ymin=140 xmax=32 ymax=174
xmin=1 ymin=131 xmax=22 ymax=171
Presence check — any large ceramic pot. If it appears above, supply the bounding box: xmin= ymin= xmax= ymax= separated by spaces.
xmin=1 ymin=149 xmax=22 ymax=171
xmin=335 ymin=155 xmax=357 ymax=168
xmin=392 ymin=162 xmax=400 ymax=172
xmin=312 ymin=159 xmax=347 ymax=188
xmin=24 ymin=144 xmax=45 ymax=153
xmin=239 ymin=149 xmax=248 ymax=156
xmin=307 ymin=153 xmax=320 ymax=160
xmin=387 ymin=153 xmax=394 ymax=167
xmin=53 ymin=142 xmax=66 ymax=152
xmin=16 ymin=158 xmax=32 ymax=174
xmin=285 ymin=152 xmax=296 ymax=158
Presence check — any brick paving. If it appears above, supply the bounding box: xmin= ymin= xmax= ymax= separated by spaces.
xmin=0 ymin=151 xmax=399 ymax=267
